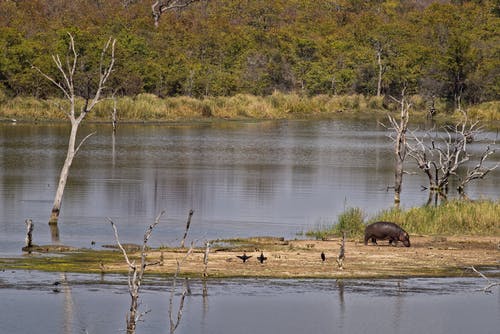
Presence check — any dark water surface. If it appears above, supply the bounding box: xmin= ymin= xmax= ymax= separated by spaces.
xmin=0 ymin=271 xmax=498 ymax=334
xmin=1 ymin=120 xmax=499 ymax=254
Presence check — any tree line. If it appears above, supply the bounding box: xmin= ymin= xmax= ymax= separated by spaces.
xmin=1 ymin=0 xmax=499 ymax=108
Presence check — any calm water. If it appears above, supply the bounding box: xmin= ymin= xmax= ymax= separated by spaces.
xmin=1 ymin=120 xmax=499 ymax=254
xmin=0 ymin=271 xmax=498 ymax=334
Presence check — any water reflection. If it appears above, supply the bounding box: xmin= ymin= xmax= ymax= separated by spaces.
xmin=0 ymin=271 xmax=498 ymax=334
xmin=1 ymin=121 xmax=498 ymax=253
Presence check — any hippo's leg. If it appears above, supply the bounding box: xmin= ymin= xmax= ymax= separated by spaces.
xmin=371 ymin=237 xmax=378 ymax=245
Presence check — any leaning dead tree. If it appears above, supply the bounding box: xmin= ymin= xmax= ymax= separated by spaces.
xmin=33 ymin=33 xmax=116 ymax=226
xmin=152 ymin=0 xmax=204 ymax=27
xmin=108 ymin=211 xmax=164 ymax=334
xmin=407 ymin=112 xmax=497 ymax=201
xmin=469 ymin=266 xmax=500 ymax=293
xmin=180 ymin=209 xmax=194 ymax=248
xmin=386 ymin=89 xmax=411 ymax=206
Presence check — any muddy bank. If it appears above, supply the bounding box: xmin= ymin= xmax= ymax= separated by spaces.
xmin=2 ymin=236 xmax=499 ymax=278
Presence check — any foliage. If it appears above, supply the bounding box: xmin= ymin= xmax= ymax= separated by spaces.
xmin=306 ymin=207 xmax=366 ymax=240
xmin=372 ymin=200 xmax=500 ymax=235
xmin=0 ymin=0 xmax=499 ymax=110
xmin=307 ymin=200 xmax=499 ymax=239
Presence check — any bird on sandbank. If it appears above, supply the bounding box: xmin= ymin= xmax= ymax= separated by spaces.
xmin=257 ymin=252 xmax=267 ymax=264
xmin=236 ymin=252 xmax=252 ymax=263
xmin=321 ymin=252 xmax=326 ymax=262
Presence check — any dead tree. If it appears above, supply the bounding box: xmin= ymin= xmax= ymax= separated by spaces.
xmin=407 ymin=113 xmax=497 ymax=201
xmin=180 ymin=209 xmax=194 ymax=248
xmin=469 ymin=266 xmax=500 ymax=293
xmin=374 ymin=40 xmax=386 ymax=97
xmin=33 ymin=33 xmax=116 ymax=226
xmin=22 ymin=219 xmax=34 ymax=252
xmin=386 ymin=89 xmax=411 ymax=207
xmin=203 ymin=240 xmax=210 ymax=277
xmin=169 ymin=242 xmax=194 ymax=334
xmin=152 ymin=0 xmax=204 ymax=28
xmin=456 ymin=145 xmax=498 ymax=198
xmin=336 ymin=232 xmax=345 ymax=270
xmin=108 ymin=211 xmax=164 ymax=334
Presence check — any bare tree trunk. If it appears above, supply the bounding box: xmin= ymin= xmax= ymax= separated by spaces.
xmin=23 ymin=219 xmax=34 ymax=251
xmin=49 ymin=119 xmax=79 ymax=224
xmin=33 ymin=33 xmax=115 ymax=227
xmin=180 ymin=209 xmax=194 ymax=248
xmin=109 ymin=211 xmax=164 ymax=334
xmin=376 ymin=44 xmax=383 ymax=97
xmin=336 ymin=232 xmax=345 ymax=270
xmin=387 ymin=89 xmax=410 ymax=207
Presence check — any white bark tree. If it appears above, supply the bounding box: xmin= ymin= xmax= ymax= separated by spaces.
xmin=33 ymin=33 xmax=116 ymax=226
xmin=407 ymin=112 xmax=498 ymax=201
xmin=386 ymin=89 xmax=411 ymax=206
xmin=109 ymin=212 xmax=164 ymax=334
xmin=152 ymin=0 xmax=204 ymax=27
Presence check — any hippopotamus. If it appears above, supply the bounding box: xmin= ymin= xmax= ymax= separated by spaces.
xmin=364 ymin=222 xmax=410 ymax=247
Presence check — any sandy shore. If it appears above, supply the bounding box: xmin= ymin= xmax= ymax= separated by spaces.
xmin=99 ymin=236 xmax=499 ymax=278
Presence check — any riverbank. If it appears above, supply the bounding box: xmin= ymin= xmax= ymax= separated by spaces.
xmin=2 ymin=235 xmax=498 ymax=279
xmin=1 ymin=93 xmax=499 ymax=123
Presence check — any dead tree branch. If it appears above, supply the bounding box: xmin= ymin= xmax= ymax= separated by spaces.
xmin=169 ymin=242 xmax=194 ymax=334
xmin=203 ymin=240 xmax=210 ymax=277
xmin=152 ymin=0 xmax=204 ymax=28
xmin=406 ymin=112 xmax=496 ymax=199
xmin=108 ymin=211 xmax=164 ymax=334
xmin=469 ymin=266 xmax=500 ymax=293
xmin=180 ymin=209 xmax=194 ymax=248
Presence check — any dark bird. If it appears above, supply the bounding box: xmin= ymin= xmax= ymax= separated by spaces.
xmin=257 ymin=252 xmax=267 ymax=264
xmin=52 ymin=281 xmax=61 ymax=293
xmin=236 ymin=252 xmax=252 ymax=263
xmin=91 ymin=240 xmax=96 ymax=246
xmin=321 ymin=252 xmax=326 ymax=262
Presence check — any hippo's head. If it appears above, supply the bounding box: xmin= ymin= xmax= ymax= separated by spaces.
xmin=400 ymin=232 xmax=410 ymax=247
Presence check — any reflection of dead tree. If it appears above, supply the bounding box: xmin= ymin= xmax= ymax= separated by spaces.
xmin=152 ymin=0 xmax=204 ymax=28
xmin=169 ymin=242 xmax=194 ymax=334
xmin=33 ymin=33 xmax=115 ymax=226
xmin=386 ymin=89 xmax=411 ymax=207
xmin=469 ymin=266 xmax=500 ymax=293
xmin=407 ymin=113 xmax=497 ymax=202
xmin=108 ymin=211 xmax=164 ymax=334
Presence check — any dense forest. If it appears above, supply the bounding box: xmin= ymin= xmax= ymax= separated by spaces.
xmin=1 ymin=0 xmax=499 ymax=109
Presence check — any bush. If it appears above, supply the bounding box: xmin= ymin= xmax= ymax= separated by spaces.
xmin=306 ymin=207 xmax=366 ymax=239
xmin=336 ymin=207 xmax=366 ymax=237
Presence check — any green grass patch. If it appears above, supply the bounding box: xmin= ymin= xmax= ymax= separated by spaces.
xmin=0 ymin=250 xmax=124 ymax=273
xmin=372 ymin=200 xmax=500 ymax=236
xmin=307 ymin=200 xmax=500 ymax=238
xmin=306 ymin=207 xmax=366 ymax=239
